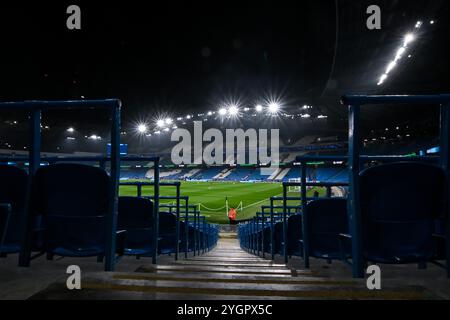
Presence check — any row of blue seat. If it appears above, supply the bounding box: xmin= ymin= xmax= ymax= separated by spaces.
xmin=0 ymin=163 xmax=218 ymax=264
xmin=239 ymin=162 xmax=448 ymax=275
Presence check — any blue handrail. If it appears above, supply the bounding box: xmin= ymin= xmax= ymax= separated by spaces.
xmin=341 ymin=94 xmax=450 ymax=278
xmin=0 ymin=99 xmax=157 ymax=272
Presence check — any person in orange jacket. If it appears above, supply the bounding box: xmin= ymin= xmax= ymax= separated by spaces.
xmin=228 ymin=207 xmax=237 ymax=225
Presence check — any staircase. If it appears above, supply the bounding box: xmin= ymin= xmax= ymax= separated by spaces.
xmin=31 ymin=232 xmax=433 ymax=300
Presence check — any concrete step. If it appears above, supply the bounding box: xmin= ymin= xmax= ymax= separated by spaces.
xmin=113 ymin=273 xmax=356 ymax=286
xmin=135 ymin=265 xmax=313 ymax=276
xmin=172 ymin=261 xmax=287 ymax=268
xmin=26 ymin=236 xmax=439 ymax=300
xmin=30 ymin=272 xmax=431 ymax=300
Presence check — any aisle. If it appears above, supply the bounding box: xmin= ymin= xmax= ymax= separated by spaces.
xmin=30 ymin=233 xmax=431 ymax=299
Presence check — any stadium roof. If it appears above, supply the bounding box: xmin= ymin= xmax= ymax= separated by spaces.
xmin=0 ymin=0 xmax=449 ymax=153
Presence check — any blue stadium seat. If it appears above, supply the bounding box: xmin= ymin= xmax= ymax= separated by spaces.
xmin=272 ymin=220 xmax=284 ymax=255
xmin=359 ymin=162 xmax=446 ymax=264
xmin=305 ymin=198 xmax=349 ymax=261
xmin=33 ymin=163 xmax=124 ymax=258
xmin=0 ymin=165 xmax=28 ymax=255
xmin=0 ymin=204 xmax=12 ymax=255
xmin=286 ymin=214 xmax=303 ymax=256
xmin=433 ymin=218 xmax=447 ymax=260
xmin=118 ymin=196 xmax=154 ymax=256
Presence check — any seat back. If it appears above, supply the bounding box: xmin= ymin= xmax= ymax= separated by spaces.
xmin=306 ymin=198 xmax=348 ymax=259
xmin=118 ymin=196 xmax=153 ymax=229
xmin=0 ymin=165 xmax=28 ymax=253
xmin=360 ymin=162 xmax=446 ymax=263
xmin=118 ymin=196 xmax=153 ymax=253
xmin=159 ymin=212 xmax=177 ymax=234
xmin=34 ymin=164 xmax=110 ymax=256
xmin=286 ymin=214 xmax=303 ymax=256
xmin=159 ymin=212 xmax=177 ymax=254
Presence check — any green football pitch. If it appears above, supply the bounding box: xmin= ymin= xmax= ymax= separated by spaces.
xmin=120 ymin=181 xmax=325 ymax=224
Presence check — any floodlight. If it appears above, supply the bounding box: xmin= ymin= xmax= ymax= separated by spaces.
xmin=157 ymin=119 xmax=165 ymax=127
xmin=66 ymin=127 xmax=75 ymax=133
xmin=377 ymin=74 xmax=388 ymax=85
xmin=89 ymin=135 xmax=101 ymax=140
xmin=395 ymin=47 xmax=406 ymax=61
xmin=137 ymin=124 xmax=147 ymax=134
xmin=255 ymin=105 xmax=263 ymax=112
xmin=165 ymin=118 xmax=173 ymax=125
xmin=386 ymin=61 xmax=396 ymax=74
xmin=219 ymin=108 xmax=227 ymax=116
xmin=403 ymin=34 xmax=414 ymax=47
xmin=268 ymin=102 xmax=280 ymax=113
xmin=228 ymin=105 xmax=239 ymax=116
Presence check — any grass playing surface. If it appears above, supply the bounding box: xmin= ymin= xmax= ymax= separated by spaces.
xmin=120 ymin=181 xmax=325 ymax=224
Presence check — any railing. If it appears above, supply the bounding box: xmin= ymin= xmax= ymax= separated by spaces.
xmin=0 ymin=99 xmax=127 ymax=271
xmin=341 ymin=94 xmax=450 ymax=278
xmin=239 ymin=94 xmax=450 ymax=278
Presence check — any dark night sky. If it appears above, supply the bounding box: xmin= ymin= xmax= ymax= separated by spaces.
xmin=0 ymin=0 xmax=449 ymax=153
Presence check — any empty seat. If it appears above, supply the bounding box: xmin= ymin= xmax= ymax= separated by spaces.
xmin=305 ymin=198 xmax=348 ymax=260
xmin=0 ymin=165 xmax=28 ymax=255
xmin=272 ymin=220 xmax=284 ymax=255
xmin=33 ymin=163 xmax=122 ymax=258
xmin=286 ymin=214 xmax=303 ymax=256
xmin=433 ymin=218 xmax=447 ymax=260
xmin=118 ymin=196 xmax=154 ymax=256
xmin=158 ymin=212 xmax=177 ymax=254
xmin=0 ymin=204 xmax=12 ymax=254
xmin=359 ymin=162 xmax=446 ymax=264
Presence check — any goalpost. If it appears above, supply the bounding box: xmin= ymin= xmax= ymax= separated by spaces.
xmin=288 ymin=178 xmax=302 ymax=192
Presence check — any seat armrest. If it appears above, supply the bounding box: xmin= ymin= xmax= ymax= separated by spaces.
xmin=0 ymin=204 xmax=12 ymax=250
xmin=115 ymin=229 xmax=127 ymax=255
xmin=338 ymin=233 xmax=352 ymax=266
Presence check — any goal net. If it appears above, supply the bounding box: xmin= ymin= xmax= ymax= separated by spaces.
xmin=288 ymin=178 xmax=301 ymax=192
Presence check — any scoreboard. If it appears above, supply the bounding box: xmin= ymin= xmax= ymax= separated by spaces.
xmin=106 ymin=143 xmax=128 ymax=156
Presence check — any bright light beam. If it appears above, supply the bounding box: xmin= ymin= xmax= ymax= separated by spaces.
xmin=228 ymin=105 xmax=239 ymax=116
xmin=403 ymin=33 xmax=415 ymax=47
xmin=377 ymin=74 xmax=388 ymax=86
xmin=268 ymin=102 xmax=280 ymax=114
xmin=386 ymin=61 xmax=397 ymax=74
xmin=137 ymin=123 xmax=147 ymax=134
